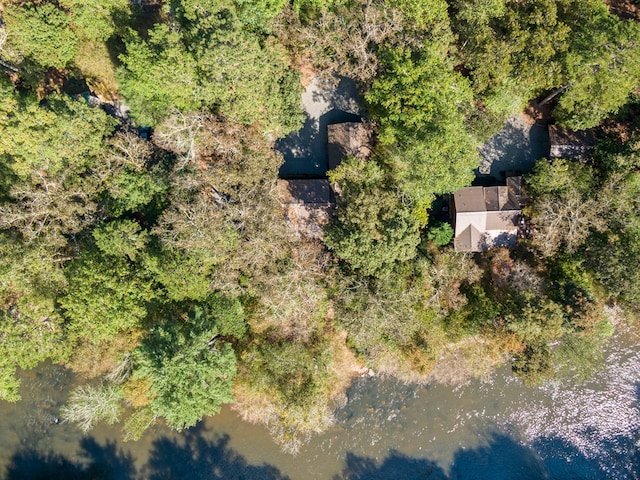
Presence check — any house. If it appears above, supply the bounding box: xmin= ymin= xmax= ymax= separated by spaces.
xmin=277 ymin=179 xmax=334 ymax=240
xmin=548 ymin=125 xmax=595 ymax=159
xmin=277 ymin=121 xmax=373 ymax=240
xmin=327 ymin=122 xmax=373 ymax=170
xmin=452 ymin=180 xmax=522 ymax=252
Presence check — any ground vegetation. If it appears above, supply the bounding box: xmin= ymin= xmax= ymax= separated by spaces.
xmin=0 ymin=0 xmax=637 ymax=453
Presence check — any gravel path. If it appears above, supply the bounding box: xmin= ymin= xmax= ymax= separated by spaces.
xmin=276 ymin=76 xmax=364 ymax=178
xmin=478 ymin=115 xmax=550 ymax=180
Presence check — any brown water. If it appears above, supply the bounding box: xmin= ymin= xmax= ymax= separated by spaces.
xmin=1 ymin=329 xmax=639 ymax=479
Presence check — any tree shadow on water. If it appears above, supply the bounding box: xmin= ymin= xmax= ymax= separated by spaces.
xmin=4 ymin=429 xmax=289 ymax=480
xmin=337 ymin=432 xmax=614 ymax=480
xmin=333 ymin=450 xmax=447 ymax=480
xmin=142 ymin=429 xmax=289 ymax=480
xmin=449 ymin=432 xmax=548 ymax=480
xmin=4 ymin=437 xmax=136 ymax=480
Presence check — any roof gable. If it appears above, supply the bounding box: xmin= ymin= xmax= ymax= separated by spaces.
xmin=453 ymin=183 xmax=521 ymax=252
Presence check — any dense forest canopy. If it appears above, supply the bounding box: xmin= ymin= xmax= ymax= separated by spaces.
xmin=0 ymin=0 xmax=639 ymax=452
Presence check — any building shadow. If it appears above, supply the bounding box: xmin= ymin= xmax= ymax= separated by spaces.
xmin=276 ymin=115 xmax=322 ymax=178
xmin=310 ymin=76 xmax=365 ymax=116
xmin=276 ymin=110 xmax=361 ymax=179
xmin=477 ymin=118 xmax=549 ymax=180
xmin=276 ymin=74 xmax=364 ymax=179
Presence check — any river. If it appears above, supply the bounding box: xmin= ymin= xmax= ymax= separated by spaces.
xmin=2 ymin=98 xmax=636 ymax=478
xmin=0 ymin=323 xmax=639 ymax=479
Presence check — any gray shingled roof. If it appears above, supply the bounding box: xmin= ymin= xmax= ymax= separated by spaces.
xmin=453 ymin=184 xmax=521 ymax=252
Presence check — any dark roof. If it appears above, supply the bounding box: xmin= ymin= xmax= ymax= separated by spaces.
xmin=454 ymin=186 xmax=519 ymax=213
xmin=548 ymin=125 xmax=595 ymax=158
xmin=454 ymin=224 xmax=483 ymax=252
xmin=327 ymin=122 xmax=372 ymax=170
xmin=453 ymin=182 xmax=521 ymax=252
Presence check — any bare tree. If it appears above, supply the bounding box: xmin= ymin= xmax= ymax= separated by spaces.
xmin=528 ymin=188 xmax=605 ymax=257
xmin=274 ymin=0 xmax=424 ymax=84
xmin=153 ymin=110 xmax=210 ymax=169
xmin=0 ymin=171 xmax=97 ymax=247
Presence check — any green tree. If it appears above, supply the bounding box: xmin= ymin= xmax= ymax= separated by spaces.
xmin=0 ymin=91 xmax=116 ymax=179
xmin=118 ymin=5 xmax=303 ymax=134
xmin=452 ymin=0 xmax=640 ymax=132
xmin=366 ymin=44 xmax=478 ymax=209
xmin=426 ymin=222 xmax=454 ymax=247
xmin=367 ymin=44 xmax=473 ymax=145
xmin=325 ymin=158 xmax=421 ymax=277
xmin=234 ymin=0 xmax=288 ymax=32
xmin=237 ymin=331 xmax=340 ymax=453
xmin=333 ymin=257 xmax=447 ymax=381
xmin=2 ymin=2 xmax=78 ymax=70
xmin=452 ymin=0 xmax=568 ymax=104
xmin=0 ymin=85 xmax=115 ymax=247
xmin=96 ymin=132 xmax=168 ymax=217
xmin=512 ymin=341 xmax=554 ymax=387
xmin=524 ymin=160 xmax=605 ymax=257
xmin=135 ymin=303 xmax=241 ymax=430
xmin=0 ymin=303 xmax=69 ymax=402
xmin=384 ymin=133 xmax=477 ymax=215
xmin=59 ymin=221 xmax=156 ymax=342
xmin=505 ymin=296 xmax=565 ymax=345
xmin=118 ymin=25 xmax=200 ymax=126
xmin=555 ymin=11 xmax=640 ymax=129
xmin=59 ymin=0 xmax=129 ymax=43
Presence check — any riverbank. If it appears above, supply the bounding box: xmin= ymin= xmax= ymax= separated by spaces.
xmin=1 ymin=322 xmax=639 ymax=479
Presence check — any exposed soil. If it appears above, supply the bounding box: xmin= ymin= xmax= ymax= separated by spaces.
xmin=599 ymin=101 xmax=640 ymax=143
xmin=295 ymin=56 xmax=316 ymax=88
xmin=604 ymin=0 xmax=640 ymax=20
xmin=524 ymin=99 xmax=554 ymax=126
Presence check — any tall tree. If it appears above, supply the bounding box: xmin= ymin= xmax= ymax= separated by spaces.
xmin=1 ymin=2 xmax=78 ymax=71
xmin=135 ymin=302 xmax=243 ymax=430
xmin=117 ymin=25 xmax=200 ymax=126
xmin=324 ymin=158 xmax=421 ymax=277
xmin=366 ymin=43 xmax=478 ymax=211
xmin=118 ymin=4 xmax=304 ymax=134
xmin=555 ymin=3 xmax=640 ymax=129
xmin=452 ymin=0 xmax=640 ymax=132
xmin=524 ymin=160 xmax=605 ymax=257
xmin=59 ymin=221 xmax=156 ymax=342
xmin=0 ymin=88 xmax=115 ymax=246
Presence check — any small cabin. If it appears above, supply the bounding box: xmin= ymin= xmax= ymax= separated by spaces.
xmin=452 ymin=178 xmax=522 ymax=252
xmin=277 ymin=179 xmax=334 ymax=240
xmin=548 ymin=125 xmax=595 ymax=159
xmin=277 ymin=120 xmax=374 ymax=239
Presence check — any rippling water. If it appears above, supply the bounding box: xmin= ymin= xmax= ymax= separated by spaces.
xmin=1 ymin=329 xmax=639 ymax=479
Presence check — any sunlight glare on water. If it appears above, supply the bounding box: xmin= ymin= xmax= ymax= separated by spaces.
xmin=0 ymin=330 xmax=639 ymax=479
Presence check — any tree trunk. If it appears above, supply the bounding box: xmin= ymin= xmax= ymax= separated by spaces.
xmin=537 ymin=83 xmax=573 ymax=107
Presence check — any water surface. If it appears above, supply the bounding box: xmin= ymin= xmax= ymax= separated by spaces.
xmin=1 ymin=326 xmax=639 ymax=479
